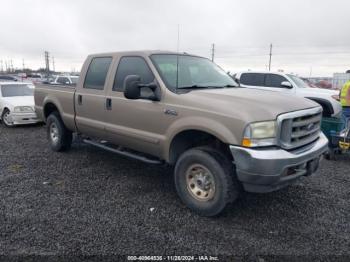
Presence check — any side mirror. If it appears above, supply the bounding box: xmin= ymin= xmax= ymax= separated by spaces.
xmin=124 ymin=75 xmax=160 ymax=101
xmin=65 ymin=81 xmax=70 ymax=85
xmin=124 ymin=75 xmax=142 ymax=100
xmin=281 ymin=81 xmax=293 ymax=88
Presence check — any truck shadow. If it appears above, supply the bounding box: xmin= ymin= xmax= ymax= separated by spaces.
xmin=68 ymin=138 xmax=321 ymax=223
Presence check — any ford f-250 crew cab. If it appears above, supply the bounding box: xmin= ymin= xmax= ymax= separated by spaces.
xmin=34 ymin=51 xmax=328 ymax=216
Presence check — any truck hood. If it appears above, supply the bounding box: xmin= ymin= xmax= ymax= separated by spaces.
xmin=183 ymin=88 xmax=319 ymax=122
xmin=301 ymin=87 xmax=338 ymax=96
xmin=1 ymin=96 xmax=35 ymax=107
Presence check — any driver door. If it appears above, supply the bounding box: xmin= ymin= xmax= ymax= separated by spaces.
xmin=104 ymin=56 xmax=168 ymax=158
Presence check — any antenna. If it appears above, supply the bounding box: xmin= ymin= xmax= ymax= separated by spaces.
xmin=268 ymin=43 xmax=272 ymax=71
xmin=177 ymin=24 xmax=180 ymax=52
xmin=176 ymin=24 xmax=180 ymax=90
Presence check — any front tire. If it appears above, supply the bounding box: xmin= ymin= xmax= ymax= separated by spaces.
xmin=174 ymin=147 xmax=240 ymax=217
xmin=46 ymin=111 xmax=72 ymax=152
xmin=1 ymin=109 xmax=15 ymax=127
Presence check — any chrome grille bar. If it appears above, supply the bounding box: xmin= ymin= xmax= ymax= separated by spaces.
xmin=277 ymin=107 xmax=323 ymax=150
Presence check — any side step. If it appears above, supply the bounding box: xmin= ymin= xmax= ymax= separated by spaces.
xmin=83 ymin=139 xmax=163 ymax=165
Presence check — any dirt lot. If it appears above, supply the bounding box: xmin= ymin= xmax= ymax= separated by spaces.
xmin=0 ymin=124 xmax=349 ymax=260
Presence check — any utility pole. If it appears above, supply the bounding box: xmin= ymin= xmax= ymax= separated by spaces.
xmin=268 ymin=43 xmax=272 ymax=71
xmin=22 ymin=59 xmax=25 ymax=71
xmin=52 ymin=56 xmax=55 ymax=72
xmin=211 ymin=43 xmax=215 ymax=62
xmin=5 ymin=60 xmax=8 ymax=73
xmin=0 ymin=60 xmax=3 ymax=73
xmin=309 ymin=66 xmax=313 ymax=77
xmin=44 ymin=51 xmax=50 ymax=77
xmin=10 ymin=59 xmax=14 ymax=72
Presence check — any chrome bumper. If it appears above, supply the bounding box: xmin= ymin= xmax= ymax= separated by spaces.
xmin=11 ymin=112 xmax=40 ymax=125
xmin=230 ymin=132 xmax=329 ymax=193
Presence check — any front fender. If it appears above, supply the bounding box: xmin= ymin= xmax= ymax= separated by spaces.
xmin=163 ymin=116 xmax=241 ymax=162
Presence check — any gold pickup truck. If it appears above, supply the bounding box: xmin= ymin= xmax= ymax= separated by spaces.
xmin=34 ymin=51 xmax=328 ymax=216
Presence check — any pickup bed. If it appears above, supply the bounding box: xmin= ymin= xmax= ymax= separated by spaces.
xmin=35 ymin=51 xmax=328 ymax=216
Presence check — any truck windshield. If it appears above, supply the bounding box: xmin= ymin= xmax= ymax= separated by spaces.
xmin=150 ymin=54 xmax=238 ymax=91
xmin=1 ymin=84 xmax=34 ymax=97
xmin=287 ymin=74 xmax=309 ymax=88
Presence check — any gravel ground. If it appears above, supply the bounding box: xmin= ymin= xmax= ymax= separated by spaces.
xmin=0 ymin=124 xmax=349 ymax=260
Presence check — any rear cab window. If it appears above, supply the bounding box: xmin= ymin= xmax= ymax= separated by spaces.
xmin=240 ymin=73 xmax=265 ymax=86
xmin=84 ymin=57 xmax=113 ymax=90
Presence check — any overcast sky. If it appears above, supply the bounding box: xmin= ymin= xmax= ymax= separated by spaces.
xmin=0 ymin=0 xmax=349 ymax=76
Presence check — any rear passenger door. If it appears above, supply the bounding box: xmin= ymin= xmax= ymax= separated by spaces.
xmin=75 ymin=56 xmax=113 ymax=138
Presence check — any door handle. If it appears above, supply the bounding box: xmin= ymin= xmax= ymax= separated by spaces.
xmin=78 ymin=95 xmax=82 ymax=105
xmin=106 ymin=98 xmax=112 ymax=110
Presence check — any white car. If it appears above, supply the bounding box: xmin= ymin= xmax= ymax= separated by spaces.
xmin=52 ymin=75 xmax=79 ymax=85
xmin=0 ymin=82 xmax=40 ymax=127
xmin=235 ymin=71 xmax=342 ymax=118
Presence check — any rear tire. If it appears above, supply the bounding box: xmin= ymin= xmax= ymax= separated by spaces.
xmin=174 ymin=147 xmax=240 ymax=217
xmin=46 ymin=111 xmax=72 ymax=152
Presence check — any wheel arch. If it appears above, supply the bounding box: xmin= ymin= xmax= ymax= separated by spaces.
xmin=167 ymin=128 xmax=234 ymax=165
xmin=305 ymin=97 xmax=334 ymax=117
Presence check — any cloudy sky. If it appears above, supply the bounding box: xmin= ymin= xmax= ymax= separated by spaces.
xmin=0 ymin=0 xmax=349 ymax=76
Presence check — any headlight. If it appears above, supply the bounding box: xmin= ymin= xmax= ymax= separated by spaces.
xmin=242 ymin=121 xmax=277 ymax=147
xmin=14 ymin=106 xmax=34 ymax=112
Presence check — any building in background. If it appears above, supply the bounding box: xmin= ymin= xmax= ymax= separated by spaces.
xmin=307 ymin=77 xmax=333 ymax=89
xmin=332 ymin=72 xmax=350 ymax=90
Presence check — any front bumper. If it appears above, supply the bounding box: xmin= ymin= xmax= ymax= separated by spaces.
xmin=230 ymin=132 xmax=328 ymax=193
xmin=11 ymin=112 xmax=40 ymax=125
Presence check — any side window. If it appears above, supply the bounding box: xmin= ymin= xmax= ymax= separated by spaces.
xmin=113 ymin=57 xmax=154 ymax=91
xmin=240 ymin=73 xmax=265 ymax=86
xmin=84 ymin=57 xmax=112 ymax=90
xmin=265 ymin=74 xmax=288 ymax=88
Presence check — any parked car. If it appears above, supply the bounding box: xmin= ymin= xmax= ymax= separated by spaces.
xmin=26 ymin=74 xmax=43 ymax=84
xmin=0 ymin=75 xmax=19 ymax=82
xmin=34 ymin=51 xmax=328 ymax=216
xmin=234 ymin=71 xmax=342 ymax=118
xmin=0 ymin=82 xmax=40 ymax=127
xmin=52 ymin=75 xmax=79 ymax=85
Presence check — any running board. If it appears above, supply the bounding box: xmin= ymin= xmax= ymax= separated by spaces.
xmin=83 ymin=139 xmax=163 ymax=164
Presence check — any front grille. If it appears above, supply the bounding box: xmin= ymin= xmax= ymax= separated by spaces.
xmin=278 ymin=108 xmax=322 ymax=150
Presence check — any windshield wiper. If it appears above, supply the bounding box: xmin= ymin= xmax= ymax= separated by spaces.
xmin=177 ymin=85 xmax=209 ymax=90
xmin=222 ymin=84 xmax=238 ymax=88
xmin=177 ymin=84 xmax=238 ymax=90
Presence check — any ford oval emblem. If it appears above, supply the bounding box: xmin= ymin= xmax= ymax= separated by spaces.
xmin=306 ymin=123 xmax=315 ymax=131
